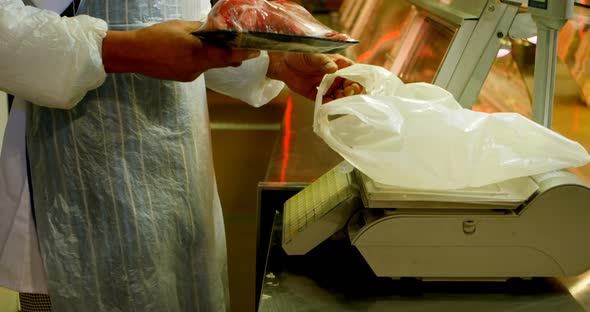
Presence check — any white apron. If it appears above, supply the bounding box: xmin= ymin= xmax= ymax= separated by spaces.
xmin=2 ymin=0 xmax=227 ymax=310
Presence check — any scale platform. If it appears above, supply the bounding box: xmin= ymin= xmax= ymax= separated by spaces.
xmin=357 ymin=171 xmax=539 ymax=210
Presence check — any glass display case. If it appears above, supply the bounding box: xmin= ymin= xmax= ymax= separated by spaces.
xmin=473 ymin=41 xmax=533 ymax=116
xmin=559 ymin=4 xmax=590 ymax=108
xmin=474 ymin=4 xmax=590 ymax=183
xmin=340 ymin=0 xmax=411 ymax=65
xmin=393 ymin=11 xmax=457 ymax=83
xmin=341 ymin=1 xmax=458 ymax=83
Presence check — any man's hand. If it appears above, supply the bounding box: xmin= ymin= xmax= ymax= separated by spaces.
xmin=266 ymin=52 xmax=353 ymax=100
xmin=102 ymin=20 xmax=260 ymax=82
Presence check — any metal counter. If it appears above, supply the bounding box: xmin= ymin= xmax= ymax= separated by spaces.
xmin=255 ymin=92 xmax=590 ymax=311
xmin=256 ymin=92 xmax=341 ymax=307
xmin=258 ymin=214 xmax=587 ymax=312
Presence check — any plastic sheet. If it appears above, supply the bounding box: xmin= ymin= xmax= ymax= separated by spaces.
xmin=194 ymin=0 xmax=358 ymax=52
xmin=314 ymin=64 xmax=590 ymax=190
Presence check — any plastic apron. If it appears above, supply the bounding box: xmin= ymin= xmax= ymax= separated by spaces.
xmin=25 ymin=0 xmax=230 ymax=310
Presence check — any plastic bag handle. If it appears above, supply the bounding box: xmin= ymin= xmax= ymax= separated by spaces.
xmin=315 ymin=95 xmax=404 ymax=151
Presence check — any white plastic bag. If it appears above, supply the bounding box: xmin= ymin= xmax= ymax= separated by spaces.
xmin=314 ymin=64 xmax=590 ymax=190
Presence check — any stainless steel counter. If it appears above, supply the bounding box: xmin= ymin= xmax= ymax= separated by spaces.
xmin=256 ymin=92 xmax=341 ymax=308
xmin=258 ymin=214 xmax=588 ymax=312
xmin=256 ymin=91 xmax=590 ymax=312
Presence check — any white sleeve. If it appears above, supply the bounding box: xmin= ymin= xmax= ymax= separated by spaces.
xmin=204 ymin=51 xmax=285 ymax=108
xmin=0 ymin=0 xmax=108 ymax=109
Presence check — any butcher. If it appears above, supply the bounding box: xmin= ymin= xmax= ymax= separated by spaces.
xmin=0 ymin=0 xmax=353 ymax=311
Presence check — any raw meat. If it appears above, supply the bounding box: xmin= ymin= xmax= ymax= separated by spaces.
xmin=203 ymin=0 xmax=352 ymax=41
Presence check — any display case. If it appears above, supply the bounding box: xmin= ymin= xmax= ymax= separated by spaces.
xmin=558 ymin=4 xmax=590 ymax=108
xmin=340 ymin=0 xmax=409 ymax=64
xmin=391 ymin=9 xmax=457 ymax=84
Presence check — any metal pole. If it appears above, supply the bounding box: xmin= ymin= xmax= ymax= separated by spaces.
xmin=531 ymin=25 xmax=559 ymax=127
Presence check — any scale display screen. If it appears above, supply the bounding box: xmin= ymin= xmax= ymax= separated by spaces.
xmin=529 ymin=0 xmax=548 ymax=9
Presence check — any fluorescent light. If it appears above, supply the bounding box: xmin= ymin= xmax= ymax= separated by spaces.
xmin=527 ymin=36 xmax=538 ymax=44
xmin=497 ymin=48 xmax=511 ymax=58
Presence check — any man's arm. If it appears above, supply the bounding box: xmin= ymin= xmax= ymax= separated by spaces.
xmin=102 ymin=21 xmax=260 ymax=82
xmin=204 ymin=51 xmax=286 ymax=108
xmin=204 ymin=51 xmax=354 ymax=108
xmin=0 ymin=0 xmax=107 ymax=109
xmin=266 ymin=52 xmax=353 ymax=101
xmin=0 ymin=1 xmax=259 ymax=109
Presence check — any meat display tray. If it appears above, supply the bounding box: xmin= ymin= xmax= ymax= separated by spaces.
xmin=193 ymin=30 xmax=359 ymax=53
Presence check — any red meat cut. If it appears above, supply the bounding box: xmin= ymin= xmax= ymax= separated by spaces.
xmin=203 ymin=0 xmax=352 ymax=41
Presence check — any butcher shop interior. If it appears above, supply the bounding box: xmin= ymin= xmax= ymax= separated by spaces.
xmin=1 ymin=0 xmax=590 ymax=311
